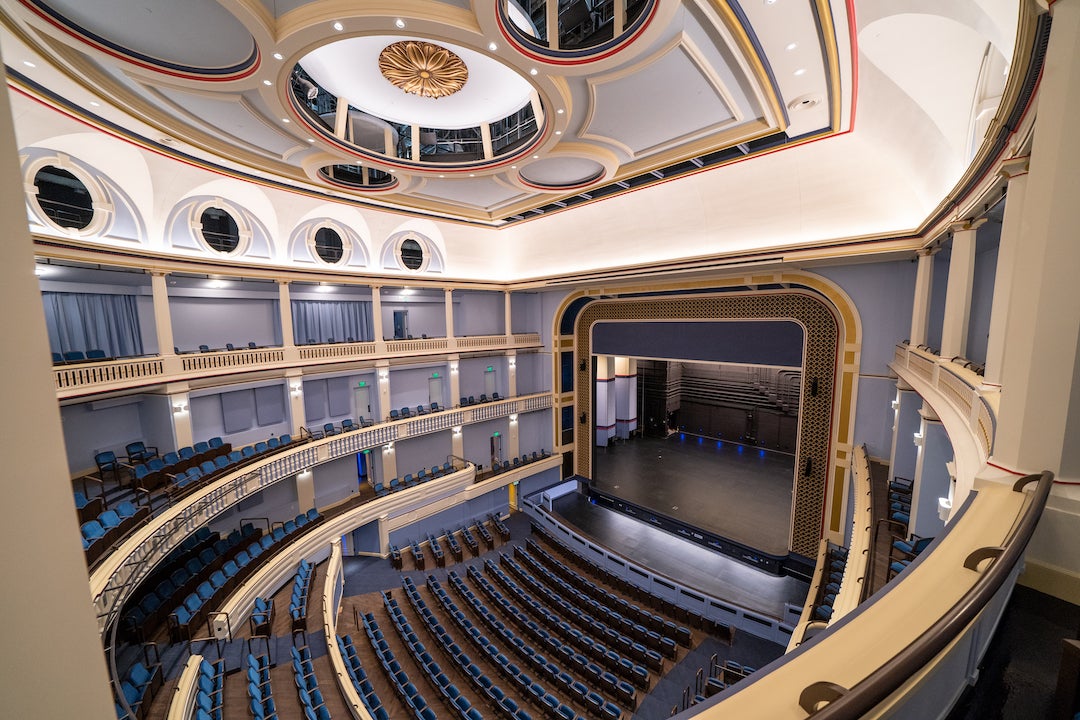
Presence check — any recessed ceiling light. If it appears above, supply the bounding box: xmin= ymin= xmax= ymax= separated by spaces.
xmin=395 ymin=18 xmax=406 ymax=29
xmin=529 ymin=68 xmax=538 ymax=76
xmin=764 ymin=0 xmax=777 ymax=5
xmin=209 ymin=279 xmax=226 ymax=289
xmin=785 ymin=42 xmax=798 ymax=51
xmin=510 ymin=165 xmax=516 ymax=169
xmin=22 ymin=60 xmax=35 ymax=68
xmin=389 ymin=169 xmax=395 ymax=173
xmin=555 ymin=130 xmax=562 ymax=135
xmin=34 ymin=265 xmax=47 ymax=276
xmin=332 ymin=21 xmax=344 ymax=31
xmin=273 ymin=52 xmax=284 ymax=60
xmin=488 ymin=41 xmax=498 ymax=51
xmin=557 ymin=108 xmax=564 ymax=114
xmin=533 ymin=155 xmax=539 ymax=159
xmin=794 ymin=68 xmax=806 ymax=76
xmin=281 ymin=117 xmax=290 ymax=123
xmin=306 ymin=138 xmax=314 ymax=143
xmin=89 ymin=101 xmax=100 ymax=107
xmin=469 ymin=173 xmax=475 ymax=177
xmin=439 ymin=174 xmax=445 ymax=178
xmin=263 ymin=80 xmax=272 ymax=86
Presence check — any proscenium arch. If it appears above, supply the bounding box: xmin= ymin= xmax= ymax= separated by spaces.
xmin=560 ymin=275 xmax=862 ymax=558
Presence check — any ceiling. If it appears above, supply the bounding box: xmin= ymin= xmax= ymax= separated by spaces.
xmin=0 ymin=0 xmax=1023 ymax=281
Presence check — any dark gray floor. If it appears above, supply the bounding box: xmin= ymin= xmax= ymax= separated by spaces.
xmin=550 ymin=493 xmax=808 ymax=620
xmin=592 ymin=435 xmax=795 ymax=554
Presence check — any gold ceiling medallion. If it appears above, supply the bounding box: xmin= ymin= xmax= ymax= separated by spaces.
xmin=378 ymin=41 xmax=468 ymax=99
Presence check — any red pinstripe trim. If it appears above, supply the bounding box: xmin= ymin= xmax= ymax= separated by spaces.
xmin=986 ymin=461 xmax=1025 ymax=476
xmin=494 ymin=3 xmax=658 ymax=66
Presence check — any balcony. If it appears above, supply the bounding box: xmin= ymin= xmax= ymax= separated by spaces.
xmin=53 ymin=332 xmax=542 ymax=399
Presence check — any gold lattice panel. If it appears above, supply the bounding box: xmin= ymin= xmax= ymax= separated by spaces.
xmin=573 ymin=292 xmax=839 ymax=558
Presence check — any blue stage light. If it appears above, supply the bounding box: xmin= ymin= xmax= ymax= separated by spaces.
xmin=759 ymin=449 xmax=766 ymax=457
xmin=737 ymin=445 xmax=743 ymax=453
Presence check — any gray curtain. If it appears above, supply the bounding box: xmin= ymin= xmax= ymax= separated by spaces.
xmin=42 ymin=291 xmax=144 ymax=358
xmin=292 ymin=300 xmax=373 ymax=344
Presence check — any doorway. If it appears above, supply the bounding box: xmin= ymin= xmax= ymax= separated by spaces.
xmin=354 ymin=384 xmax=372 ymax=420
xmin=393 ymin=310 xmax=409 ymax=340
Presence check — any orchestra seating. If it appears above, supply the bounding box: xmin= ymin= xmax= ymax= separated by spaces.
xmin=337 ymin=634 xmax=391 ymax=720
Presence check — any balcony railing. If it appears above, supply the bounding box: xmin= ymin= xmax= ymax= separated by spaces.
xmin=53 ymin=332 xmax=542 ymax=399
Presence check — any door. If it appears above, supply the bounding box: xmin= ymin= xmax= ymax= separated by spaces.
xmin=428 ymin=376 xmax=444 ymax=406
xmin=484 ymin=367 xmax=497 ymax=397
xmin=354 ymin=384 xmax=372 ymax=420
xmin=490 ymin=432 xmax=503 ymax=468
xmin=393 ymin=309 xmax=409 ymax=339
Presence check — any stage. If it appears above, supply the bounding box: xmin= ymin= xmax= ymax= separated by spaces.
xmin=591 ymin=434 xmax=796 ymax=556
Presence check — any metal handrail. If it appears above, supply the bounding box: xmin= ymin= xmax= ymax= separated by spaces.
xmin=801 ymin=470 xmax=1053 ymax=718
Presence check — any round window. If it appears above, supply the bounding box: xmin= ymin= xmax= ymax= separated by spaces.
xmin=33 ymin=165 xmax=94 ymax=230
xmin=199 ymin=207 xmax=240 ymax=253
xmin=314 ymin=226 xmax=344 ymax=264
xmin=400 ymin=238 xmax=424 ymax=270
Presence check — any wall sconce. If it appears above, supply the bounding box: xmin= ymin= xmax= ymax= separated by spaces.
xmin=579 ymin=412 xmax=587 ymax=425
xmin=378 ymin=369 xmax=389 ymax=380
xmin=579 ymin=360 xmax=587 ymax=372
xmin=913 ymin=431 xmax=925 ymax=446
xmin=384 ymin=442 xmax=394 ymax=453
xmin=450 ymin=363 xmax=459 ymax=374
xmin=172 ymin=402 xmax=188 ymax=414
xmin=508 ymin=358 xmax=516 ymax=369
xmin=290 ymin=382 xmax=302 ymax=396
xmin=891 ymin=399 xmax=900 ymax=410
xmin=509 ymin=414 xmax=518 ymax=423
xmin=298 ymin=469 xmax=311 ymax=479
xmin=452 ymin=426 xmax=462 ymax=435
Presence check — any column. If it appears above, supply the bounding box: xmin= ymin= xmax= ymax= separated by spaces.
xmin=888 ymin=383 xmax=920 ymax=485
xmin=983 ymin=159 xmax=1029 ymax=386
xmin=150 ymin=271 xmax=175 ymax=355
xmin=169 ymin=388 xmax=194 ymax=449
xmin=382 ymin=443 xmax=398 ymax=483
xmin=296 ymin=468 xmax=315 ymax=511
xmin=614 ymin=357 xmax=637 ymax=439
xmin=286 ymin=369 xmax=306 ymax=435
xmin=0 ymin=61 xmax=116 ymax=718
xmin=449 ymin=355 xmax=461 ymax=407
xmin=504 ymin=291 xmax=513 ymax=337
xmin=508 ymin=412 xmax=520 ymax=460
xmin=377 ymin=362 xmax=391 ymax=422
xmin=992 ymin=0 xmax=1080 ymax=480
xmin=278 ymin=281 xmax=294 ymax=347
xmin=507 ymin=352 xmax=518 ymax=397
xmin=909 ymin=249 xmax=935 ymax=347
xmin=939 ymin=220 xmax=986 ymax=359
xmin=595 ymin=355 xmax=615 ymax=446
xmin=378 ymin=514 xmax=390 ymax=556
xmin=481 ymin=122 xmax=494 ymax=160
xmin=371 ymin=286 xmax=385 ymax=350
xmin=445 ymin=289 xmax=455 ymax=340
xmin=910 ymin=407 xmax=949 ymax=538
xmin=452 ymin=424 xmax=464 ymax=463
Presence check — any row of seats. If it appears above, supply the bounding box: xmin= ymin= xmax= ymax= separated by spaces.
xmin=439 ymin=571 xmax=629 ymax=717
xmin=52 ymin=348 xmax=110 ymax=363
xmin=405 ymin=575 xmax=574 ymax=720
xmin=194 ymin=657 xmax=225 ymax=720
xmin=94 ymin=440 xmax=163 ymax=484
xmin=337 ymin=634 xmax=391 ymax=720
xmin=291 ymin=645 xmax=331 ymax=720
xmin=75 ymin=488 xmax=105 ymax=524
xmin=361 ymin=610 xmax=438 ymax=720
xmin=810 ymin=543 xmax=849 ymax=622
xmin=524 ymin=538 xmax=693 ymax=648
xmin=290 ymin=559 xmax=316 ymax=634
xmin=459 ymin=394 xmax=501 ymax=407
xmin=246 ymin=653 xmax=278 ymax=720
xmin=515 ymin=547 xmax=677 ymax=657
xmin=81 ymin=501 xmax=150 ymax=565
xmin=506 ymin=550 xmax=673 ymax=666
xmin=250 ymin=596 xmax=274 ymax=637
xmin=489 ymin=513 xmax=511 ymax=541
xmin=139 ymin=434 xmax=294 ymax=497
xmin=182 ymin=342 xmax=260 ymax=353
xmin=115 ymin=658 xmax=162 ymax=720
xmin=388 ymin=403 xmax=446 ymax=422
xmin=310 ymin=417 xmax=375 ymax=439
xmin=389 ymin=518 xmax=501 ymax=573
xmin=374 ymin=462 xmax=457 ymax=496
xmin=491 ymin=451 xmax=550 ymax=475
xmin=383 ymin=590 xmax=484 ymax=720
xmin=481 ymin=559 xmax=651 ymax=690
xmin=113 ymin=437 xmax=225 ymax=490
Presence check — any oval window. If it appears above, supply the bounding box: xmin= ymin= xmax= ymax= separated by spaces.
xmin=314 ymin=226 xmax=344 ymax=264
xmin=400 ymin=238 xmax=424 ymax=270
xmin=199 ymin=207 xmax=240 ymax=253
xmin=33 ymin=165 xmax=94 ymax=230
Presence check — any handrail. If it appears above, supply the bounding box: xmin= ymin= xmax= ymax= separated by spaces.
xmin=802 ymin=470 xmax=1052 ymax=717
xmin=323 ymin=540 xmax=374 ymax=720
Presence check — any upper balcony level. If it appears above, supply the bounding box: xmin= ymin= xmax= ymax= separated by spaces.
xmin=38 ymin=261 xmax=549 ymax=400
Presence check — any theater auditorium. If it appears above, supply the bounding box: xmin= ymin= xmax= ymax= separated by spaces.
xmin=1 ymin=1 xmax=1079 ymax=718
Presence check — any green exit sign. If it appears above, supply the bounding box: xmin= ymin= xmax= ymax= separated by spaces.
xmin=432 ymin=372 xmax=439 ymax=378
xmin=486 ymin=365 xmax=494 ymax=372
xmin=493 ymin=431 xmax=500 ymax=437
xmin=358 ymin=381 xmax=367 ymax=387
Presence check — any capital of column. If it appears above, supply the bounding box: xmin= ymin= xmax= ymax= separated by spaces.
xmin=998 ymin=156 xmax=1030 ymax=180
xmin=150 ymin=270 xmax=169 ymax=278
xmin=949 ymin=217 xmax=989 ymax=234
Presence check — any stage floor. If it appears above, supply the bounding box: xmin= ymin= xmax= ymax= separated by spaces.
xmin=549 ymin=493 xmax=809 ymax=619
xmin=592 ymin=434 xmax=796 ymax=555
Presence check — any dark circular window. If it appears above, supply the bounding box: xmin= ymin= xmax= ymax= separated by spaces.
xmin=400 ymin=238 xmax=424 ymax=270
xmin=199 ymin=207 xmax=240 ymax=253
xmin=33 ymin=165 xmax=94 ymax=230
xmin=313 ymin=227 xmax=344 ymax=264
